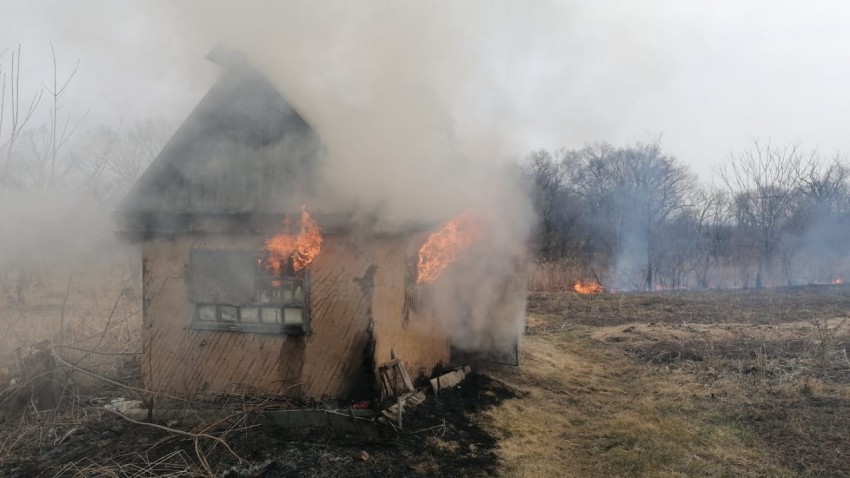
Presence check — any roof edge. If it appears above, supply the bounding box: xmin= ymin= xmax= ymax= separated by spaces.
xmin=205 ymin=45 xmax=251 ymax=70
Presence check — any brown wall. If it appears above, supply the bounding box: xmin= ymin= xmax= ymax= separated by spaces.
xmin=370 ymin=239 xmax=451 ymax=381
xmin=142 ymin=234 xmax=450 ymax=401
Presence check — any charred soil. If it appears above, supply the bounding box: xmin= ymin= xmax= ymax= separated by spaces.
xmin=1 ymin=373 xmax=516 ymax=478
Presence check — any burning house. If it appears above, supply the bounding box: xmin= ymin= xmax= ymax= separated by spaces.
xmin=117 ymin=48 xmax=523 ymax=403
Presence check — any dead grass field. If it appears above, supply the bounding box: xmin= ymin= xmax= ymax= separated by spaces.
xmin=483 ymin=286 xmax=850 ymax=477
xmin=0 ymin=266 xmax=141 ymax=386
xmin=4 ymin=275 xmax=850 ymax=477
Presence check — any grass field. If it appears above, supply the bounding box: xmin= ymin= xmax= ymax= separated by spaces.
xmin=485 ymin=286 xmax=850 ymax=477
xmin=3 ymin=276 xmax=850 ymax=477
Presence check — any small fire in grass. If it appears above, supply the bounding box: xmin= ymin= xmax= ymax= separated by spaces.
xmin=417 ymin=212 xmax=482 ymax=283
xmin=573 ymin=280 xmax=603 ymax=295
xmin=812 ymin=277 xmax=844 ymax=286
xmin=263 ymin=205 xmax=323 ymax=275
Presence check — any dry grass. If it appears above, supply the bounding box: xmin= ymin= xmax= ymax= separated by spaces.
xmin=483 ymin=317 xmax=790 ymax=477
xmin=0 ymin=258 xmax=147 ymax=473
xmin=481 ymin=286 xmax=850 ymax=477
xmin=5 ymin=259 xmax=850 ymax=477
xmin=0 ymin=263 xmax=141 ymax=382
xmin=527 ymin=258 xmax=599 ymax=292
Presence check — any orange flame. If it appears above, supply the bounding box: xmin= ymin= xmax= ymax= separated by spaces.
xmin=573 ymin=280 xmax=603 ymax=295
xmin=263 ymin=206 xmax=323 ymax=275
xmin=833 ymin=278 xmax=844 ymax=285
xmin=417 ymin=212 xmax=481 ymax=283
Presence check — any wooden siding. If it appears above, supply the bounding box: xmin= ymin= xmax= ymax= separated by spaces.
xmin=142 ymin=235 xmax=373 ymax=401
xmin=370 ymin=238 xmax=451 ymax=381
xmin=142 ymin=234 xmax=450 ymax=401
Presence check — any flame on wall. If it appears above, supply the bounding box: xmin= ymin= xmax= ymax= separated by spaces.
xmin=263 ymin=206 xmax=323 ymax=275
xmin=417 ymin=212 xmax=481 ymax=283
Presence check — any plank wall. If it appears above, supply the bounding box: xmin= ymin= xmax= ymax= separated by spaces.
xmin=141 ymin=234 xmax=450 ymax=401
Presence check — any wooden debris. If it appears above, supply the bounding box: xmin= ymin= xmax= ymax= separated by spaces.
xmin=379 ymin=358 xmax=415 ymax=398
xmin=380 ymin=389 xmax=427 ymax=429
xmin=397 ymin=395 xmax=403 ymax=429
xmin=429 ymin=365 xmax=471 ymax=393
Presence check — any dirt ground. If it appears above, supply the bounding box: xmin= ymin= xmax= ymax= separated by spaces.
xmin=4 ymin=283 xmax=850 ymax=476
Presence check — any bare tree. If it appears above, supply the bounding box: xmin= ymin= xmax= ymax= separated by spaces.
xmin=525 ymin=149 xmax=566 ymax=259
xmin=568 ymin=140 xmax=694 ymax=289
xmin=719 ymin=140 xmax=807 ymax=288
xmin=0 ymin=45 xmax=44 ymax=184
xmin=566 ymin=142 xmax=619 ymax=258
xmin=622 ymin=141 xmax=694 ymax=290
xmin=75 ymin=118 xmax=172 ymax=201
xmin=43 ymin=42 xmax=86 ymax=188
xmin=786 ymin=153 xmax=850 ymax=283
xmin=795 ymin=153 xmax=849 ymax=213
xmin=0 ymin=45 xmax=87 ymax=305
xmin=686 ymin=185 xmax=732 ymax=288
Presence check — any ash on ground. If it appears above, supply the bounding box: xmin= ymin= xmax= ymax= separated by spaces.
xmin=1 ymin=373 xmax=519 ymax=478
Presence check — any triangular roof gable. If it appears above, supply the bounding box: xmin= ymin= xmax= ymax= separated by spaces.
xmin=119 ymin=49 xmax=319 ymax=217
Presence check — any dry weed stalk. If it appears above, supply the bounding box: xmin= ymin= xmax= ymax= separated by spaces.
xmin=54 ymin=450 xmax=200 ymax=478
xmin=102 ymin=406 xmax=245 ymax=477
xmin=3 ymin=336 xmax=285 ymax=476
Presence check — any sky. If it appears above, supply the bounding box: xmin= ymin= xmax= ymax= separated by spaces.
xmin=3 ymin=0 xmax=850 ymax=179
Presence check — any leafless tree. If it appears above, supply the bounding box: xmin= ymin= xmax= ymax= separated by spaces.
xmin=795 ymin=153 xmax=849 ymax=213
xmin=0 ymin=45 xmax=44 ymax=184
xmin=43 ymin=42 xmax=86 ymax=188
xmin=628 ymin=142 xmax=695 ymax=290
xmin=785 ymin=153 xmax=850 ymax=283
xmin=0 ymin=45 xmax=88 ymax=305
xmin=719 ymin=140 xmax=808 ymax=288
xmin=568 ymin=140 xmax=694 ymax=289
xmin=74 ymin=118 xmax=172 ymax=201
xmin=566 ymin=142 xmax=619 ymax=258
xmin=688 ymin=185 xmax=732 ymax=289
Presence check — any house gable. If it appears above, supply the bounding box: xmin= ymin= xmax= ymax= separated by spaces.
xmin=119 ymin=49 xmax=319 ymax=227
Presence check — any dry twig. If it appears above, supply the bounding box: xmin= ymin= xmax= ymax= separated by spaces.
xmin=103 ymin=406 xmax=246 ymax=477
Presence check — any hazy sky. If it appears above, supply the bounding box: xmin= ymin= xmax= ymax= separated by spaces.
xmin=3 ymin=1 xmax=850 ymax=179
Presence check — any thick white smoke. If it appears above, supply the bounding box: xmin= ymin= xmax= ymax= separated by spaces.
xmin=3 ymin=0 xmax=686 ymax=355
xmin=170 ymin=2 xmax=547 ymax=352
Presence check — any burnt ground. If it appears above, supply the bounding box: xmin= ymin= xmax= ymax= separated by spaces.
xmin=0 ymin=373 xmax=519 ymax=478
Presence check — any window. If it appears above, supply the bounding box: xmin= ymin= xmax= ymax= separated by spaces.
xmin=188 ymin=249 xmax=309 ymax=335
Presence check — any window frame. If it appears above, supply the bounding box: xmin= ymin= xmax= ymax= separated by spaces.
xmin=188 ymin=250 xmax=311 ymax=335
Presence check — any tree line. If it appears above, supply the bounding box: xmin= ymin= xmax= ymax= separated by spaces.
xmin=0 ymin=46 xmax=171 ymax=202
xmin=6 ymin=45 xmax=850 ymax=296
xmin=0 ymin=45 xmax=171 ymax=304
xmin=525 ymin=139 xmax=850 ymax=290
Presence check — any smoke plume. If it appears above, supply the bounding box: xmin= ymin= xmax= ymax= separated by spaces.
xmin=2 ymin=0 xmax=686 ymax=356
xmin=165 ymin=1 xmax=552 ymax=353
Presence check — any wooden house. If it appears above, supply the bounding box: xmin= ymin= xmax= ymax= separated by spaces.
xmin=117 ymin=49 xmax=452 ymax=402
